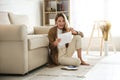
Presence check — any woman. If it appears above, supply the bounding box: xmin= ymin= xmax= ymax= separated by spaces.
xmin=48 ymin=13 xmax=89 ymax=67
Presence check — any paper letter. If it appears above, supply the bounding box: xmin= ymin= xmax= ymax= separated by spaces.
xmin=58 ymin=32 xmax=73 ymax=47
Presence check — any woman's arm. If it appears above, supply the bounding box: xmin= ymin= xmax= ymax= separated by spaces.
xmin=69 ymin=28 xmax=84 ymax=37
xmin=48 ymin=27 xmax=61 ymax=47
xmin=53 ymin=38 xmax=61 ymax=46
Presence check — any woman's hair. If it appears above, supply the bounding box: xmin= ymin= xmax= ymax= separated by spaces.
xmin=55 ymin=13 xmax=65 ymax=22
xmin=55 ymin=13 xmax=70 ymax=32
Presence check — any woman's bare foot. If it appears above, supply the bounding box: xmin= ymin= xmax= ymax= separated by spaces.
xmin=81 ymin=61 xmax=90 ymax=66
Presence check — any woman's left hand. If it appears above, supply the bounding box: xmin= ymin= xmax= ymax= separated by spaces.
xmin=69 ymin=28 xmax=78 ymax=35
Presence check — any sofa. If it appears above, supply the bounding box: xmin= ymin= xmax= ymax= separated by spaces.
xmin=0 ymin=12 xmax=51 ymax=75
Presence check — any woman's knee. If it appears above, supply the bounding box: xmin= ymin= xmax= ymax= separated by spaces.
xmin=74 ymin=59 xmax=81 ymax=66
xmin=73 ymin=35 xmax=81 ymax=40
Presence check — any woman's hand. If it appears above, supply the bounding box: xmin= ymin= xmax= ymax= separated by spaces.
xmin=69 ymin=28 xmax=84 ymax=37
xmin=54 ymin=38 xmax=61 ymax=46
xmin=79 ymin=32 xmax=84 ymax=37
xmin=69 ymin=28 xmax=78 ymax=35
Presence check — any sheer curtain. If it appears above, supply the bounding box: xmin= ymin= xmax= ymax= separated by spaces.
xmin=70 ymin=0 xmax=120 ymax=37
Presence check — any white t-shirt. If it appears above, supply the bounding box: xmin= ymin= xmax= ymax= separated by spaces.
xmin=57 ymin=28 xmax=67 ymax=57
xmin=57 ymin=28 xmax=62 ymax=35
xmin=57 ymin=28 xmax=65 ymax=48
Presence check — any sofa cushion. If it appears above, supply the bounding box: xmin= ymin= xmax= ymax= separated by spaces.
xmin=9 ymin=13 xmax=34 ymax=34
xmin=27 ymin=34 xmax=49 ymax=50
xmin=34 ymin=26 xmax=52 ymax=34
xmin=0 ymin=12 xmax=10 ymax=24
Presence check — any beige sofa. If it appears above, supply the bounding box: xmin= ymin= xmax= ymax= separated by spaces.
xmin=0 ymin=12 xmax=50 ymax=75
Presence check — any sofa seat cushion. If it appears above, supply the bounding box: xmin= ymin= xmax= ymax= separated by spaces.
xmin=28 ymin=34 xmax=49 ymax=50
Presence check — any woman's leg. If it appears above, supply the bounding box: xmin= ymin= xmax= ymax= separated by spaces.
xmin=67 ymin=35 xmax=89 ymax=65
xmin=58 ymin=46 xmax=80 ymax=66
xmin=59 ymin=56 xmax=80 ymax=66
xmin=77 ymin=48 xmax=89 ymax=65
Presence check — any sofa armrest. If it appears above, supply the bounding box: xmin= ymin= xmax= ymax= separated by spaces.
xmin=0 ymin=24 xmax=27 ymax=41
xmin=34 ymin=26 xmax=52 ymax=34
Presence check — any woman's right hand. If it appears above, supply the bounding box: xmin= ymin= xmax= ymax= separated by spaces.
xmin=54 ymin=38 xmax=61 ymax=46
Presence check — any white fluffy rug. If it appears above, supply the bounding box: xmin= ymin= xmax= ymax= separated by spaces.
xmin=30 ymin=52 xmax=104 ymax=80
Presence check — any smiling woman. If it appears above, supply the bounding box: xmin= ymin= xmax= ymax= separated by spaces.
xmin=48 ymin=13 xmax=89 ymax=67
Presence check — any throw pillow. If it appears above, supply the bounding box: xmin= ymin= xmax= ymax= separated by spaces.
xmin=0 ymin=12 xmax=10 ymax=24
xmin=9 ymin=13 xmax=34 ymax=34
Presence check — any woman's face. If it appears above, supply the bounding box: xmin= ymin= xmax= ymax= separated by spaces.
xmin=56 ymin=16 xmax=65 ymax=30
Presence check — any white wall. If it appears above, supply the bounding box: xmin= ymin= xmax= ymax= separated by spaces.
xmin=70 ymin=0 xmax=120 ymax=37
xmin=0 ymin=0 xmax=43 ymax=26
xmin=70 ymin=0 xmax=104 ymax=37
xmin=70 ymin=0 xmax=120 ymax=51
xmin=105 ymin=0 xmax=120 ymax=37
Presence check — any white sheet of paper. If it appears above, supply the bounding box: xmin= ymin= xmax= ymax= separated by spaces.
xmin=58 ymin=32 xmax=73 ymax=47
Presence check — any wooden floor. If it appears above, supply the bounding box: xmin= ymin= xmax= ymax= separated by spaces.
xmin=0 ymin=51 xmax=119 ymax=80
xmin=84 ymin=51 xmax=120 ymax=80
